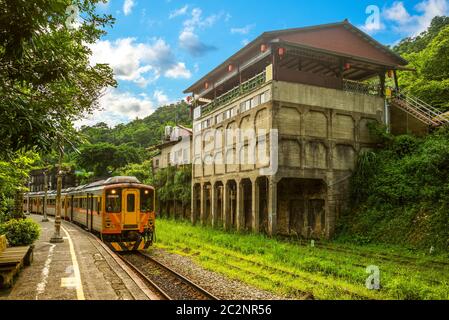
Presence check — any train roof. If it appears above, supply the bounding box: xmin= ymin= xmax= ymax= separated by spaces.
xmin=26 ymin=176 xmax=154 ymax=197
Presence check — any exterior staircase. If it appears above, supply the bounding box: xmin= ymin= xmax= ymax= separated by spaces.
xmin=390 ymin=91 xmax=449 ymax=127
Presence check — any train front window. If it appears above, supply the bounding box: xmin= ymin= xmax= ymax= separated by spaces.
xmin=106 ymin=189 xmax=122 ymax=213
xmin=140 ymin=189 xmax=154 ymax=212
xmin=127 ymin=194 xmax=135 ymax=212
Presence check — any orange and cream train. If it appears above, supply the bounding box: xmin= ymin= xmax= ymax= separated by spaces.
xmin=24 ymin=177 xmax=155 ymax=252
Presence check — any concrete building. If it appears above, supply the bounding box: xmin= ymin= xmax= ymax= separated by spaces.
xmin=152 ymin=125 xmax=193 ymax=173
xmin=151 ymin=125 xmax=193 ymax=219
xmin=183 ymin=20 xmax=430 ymax=238
xmin=29 ymin=168 xmax=77 ymax=192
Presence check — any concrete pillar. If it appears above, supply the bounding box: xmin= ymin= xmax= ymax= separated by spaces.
xmin=200 ymin=183 xmax=206 ymax=225
xmin=252 ymin=178 xmax=260 ymax=233
xmin=268 ymin=177 xmax=277 ymax=236
xmin=191 ymin=183 xmax=196 ymax=225
xmin=223 ymin=181 xmax=230 ymax=230
xmin=236 ymin=180 xmax=244 ymax=231
xmin=211 ymin=183 xmax=217 ymax=228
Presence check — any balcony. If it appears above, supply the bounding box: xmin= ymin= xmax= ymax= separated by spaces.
xmin=199 ymin=70 xmax=268 ymax=118
xmin=195 ymin=67 xmax=383 ymax=122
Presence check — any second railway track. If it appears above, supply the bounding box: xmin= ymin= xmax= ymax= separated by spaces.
xmin=119 ymin=252 xmax=219 ymax=300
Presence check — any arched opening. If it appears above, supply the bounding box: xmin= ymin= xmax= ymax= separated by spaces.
xmin=226 ymin=180 xmax=237 ymax=229
xmin=277 ymin=178 xmax=327 ymax=238
xmin=241 ymin=179 xmax=253 ymax=231
xmin=257 ymin=177 xmax=269 ymax=234
xmin=214 ymin=181 xmax=224 ymax=227
xmin=203 ymin=182 xmax=212 ymax=225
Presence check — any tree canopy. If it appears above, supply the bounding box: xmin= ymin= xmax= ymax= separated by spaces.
xmin=0 ymin=0 xmax=116 ymax=158
xmin=394 ymin=16 xmax=449 ymax=110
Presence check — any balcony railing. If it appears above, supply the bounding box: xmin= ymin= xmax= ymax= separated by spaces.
xmin=202 ymin=71 xmax=267 ymax=116
xmin=343 ymin=79 xmax=381 ymax=96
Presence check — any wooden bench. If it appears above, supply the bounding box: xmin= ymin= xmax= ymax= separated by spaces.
xmin=0 ymin=235 xmax=34 ymax=289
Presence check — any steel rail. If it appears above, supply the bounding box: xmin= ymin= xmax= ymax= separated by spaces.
xmin=138 ymin=252 xmax=220 ymax=300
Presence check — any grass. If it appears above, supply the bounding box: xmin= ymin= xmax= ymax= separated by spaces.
xmin=150 ymin=218 xmax=449 ymax=300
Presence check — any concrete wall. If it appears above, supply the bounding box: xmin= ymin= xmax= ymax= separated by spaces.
xmin=192 ymin=81 xmax=385 ymax=238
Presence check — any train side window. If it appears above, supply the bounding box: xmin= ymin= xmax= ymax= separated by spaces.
xmin=106 ymin=189 xmax=121 ymax=213
xmin=140 ymin=189 xmax=154 ymax=212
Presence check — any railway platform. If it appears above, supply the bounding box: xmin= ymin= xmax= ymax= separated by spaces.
xmin=0 ymin=214 xmax=159 ymax=300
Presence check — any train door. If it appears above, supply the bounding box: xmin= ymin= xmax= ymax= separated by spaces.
xmin=123 ymin=189 xmax=139 ymax=227
xmin=86 ymin=195 xmax=91 ymax=231
xmin=90 ymin=195 xmax=94 ymax=231
xmin=70 ymin=195 xmax=74 ymax=222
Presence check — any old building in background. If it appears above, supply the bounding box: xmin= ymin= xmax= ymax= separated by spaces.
xmin=152 ymin=125 xmax=193 ymax=173
xmin=183 ymin=20 xmax=445 ymax=238
xmin=151 ymin=125 xmax=193 ymax=219
xmin=29 ymin=168 xmax=77 ymax=192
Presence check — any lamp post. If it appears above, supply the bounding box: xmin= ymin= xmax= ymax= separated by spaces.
xmin=26 ymin=179 xmax=31 ymax=216
xmin=42 ymin=169 xmax=49 ymax=222
xmin=50 ymin=165 xmax=64 ymax=244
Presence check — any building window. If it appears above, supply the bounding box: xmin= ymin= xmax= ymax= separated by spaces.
xmin=155 ymin=159 xmax=160 ymax=167
xmin=240 ymin=99 xmax=251 ymax=113
xmin=252 ymin=95 xmax=261 ymax=109
xmin=215 ymin=113 xmax=223 ymax=124
xmin=194 ymin=123 xmax=201 ymax=132
xmin=202 ymin=118 xmax=213 ymax=130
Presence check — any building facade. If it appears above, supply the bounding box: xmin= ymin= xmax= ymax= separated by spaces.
xmin=184 ymin=20 xmax=412 ymax=238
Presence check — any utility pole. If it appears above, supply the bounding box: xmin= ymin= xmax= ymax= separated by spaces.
xmin=50 ymin=149 xmax=64 ymax=244
xmin=42 ymin=169 xmax=49 ymax=222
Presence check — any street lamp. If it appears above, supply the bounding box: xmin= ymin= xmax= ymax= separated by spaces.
xmin=50 ymin=167 xmax=64 ymax=244
xmin=42 ymin=169 xmax=49 ymax=222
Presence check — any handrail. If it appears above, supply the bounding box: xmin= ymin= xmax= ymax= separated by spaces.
xmin=391 ymin=89 xmax=449 ymax=127
xmin=201 ymin=71 xmax=267 ymax=115
xmin=343 ymin=79 xmax=381 ymax=96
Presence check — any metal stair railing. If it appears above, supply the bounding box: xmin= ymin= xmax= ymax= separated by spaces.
xmin=391 ymin=90 xmax=449 ymax=127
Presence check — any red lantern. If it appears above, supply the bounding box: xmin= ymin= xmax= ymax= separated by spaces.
xmin=228 ymin=64 xmax=234 ymax=72
xmin=278 ymin=47 xmax=286 ymax=57
xmin=260 ymin=44 xmax=268 ymax=52
xmin=344 ymin=63 xmax=351 ymax=71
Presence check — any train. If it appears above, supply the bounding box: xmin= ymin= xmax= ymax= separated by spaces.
xmin=24 ymin=176 xmax=155 ymax=252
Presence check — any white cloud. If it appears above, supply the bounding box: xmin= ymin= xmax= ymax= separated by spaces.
xmin=153 ymin=90 xmax=170 ymax=105
xmin=169 ymin=5 xmax=189 ymax=19
xmin=165 ymin=62 xmax=192 ymax=79
xmin=384 ymin=2 xmax=411 ymax=23
xmin=89 ymin=37 xmax=191 ymax=86
xmin=178 ymin=8 xmax=222 ymax=56
xmin=123 ymin=0 xmax=135 ymax=16
xmin=75 ymin=88 xmax=155 ymax=127
xmin=231 ymin=24 xmax=255 ymax=35
xmin=384 ymin=0 xmax=449 ymax=36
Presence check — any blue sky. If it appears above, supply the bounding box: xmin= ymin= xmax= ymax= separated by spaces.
xmin=79 ymin=0 xmax=449 ymax=127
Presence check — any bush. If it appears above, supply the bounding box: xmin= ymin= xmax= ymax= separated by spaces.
xmin=339 ymin=127 xmax=449 ymax=250
xmin=0 ymin=219 xmax=40 ymax=246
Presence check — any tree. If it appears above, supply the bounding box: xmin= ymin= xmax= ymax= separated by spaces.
xmin=76 ymin=143 xmax=143 ymax=178
xmin=0 ymin=152 xmax=40 ymax=220
xmin=394 ymin=16 xmax=449 ymax=110
xmin=0 ymin=0 xmax=116 ymax=158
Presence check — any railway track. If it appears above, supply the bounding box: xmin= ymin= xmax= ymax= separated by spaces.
xmin=118 ymin=252 xmax=219 ymax=300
